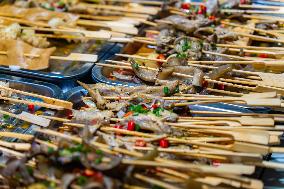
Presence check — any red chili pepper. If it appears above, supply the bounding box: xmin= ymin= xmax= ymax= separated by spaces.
xmin=114 ymin=125 xmax=123 ymax=129
xmin=93 ymin=172 xmax=103 ymax=182
xmin=202 ymin=80 xmax=208 ymax=88
xmin=181 ymin=3 xmax=190 ymax=10
xmin=28 ymin=104 xmax=35 ymax=113
xmin=156 ymin=54 xmax=165 ymax=67
xmin=212 ymin=160 xmax=221 ymax=167
xmin=200 ymin=5 xmax=207 ymax=13
xmin=135 ymin=139 xmax=147 ymax=147
xmin=197 ymin=8 xmax=203 ymax=15
xmin=259 ymin=53 xmax=269 ymax=58
xmin=127 ymin=120 xmax=135 ymax=131
xmin=141 ymin=104 xmax=148 ymax=110
xmin=217 ymin=84 xmax=225 ymax=90
xmin=114 ymin=125 xmax=123 ymax=136
xmin=84 ymin=169 xmax=95 ymax=177
xmin=208 ymin=15 xmax=216 ymax=21
xmin=159 ymin=139 xmax=169 ymax=148
xmin=151 ymin=104 xmax=159 ymax=109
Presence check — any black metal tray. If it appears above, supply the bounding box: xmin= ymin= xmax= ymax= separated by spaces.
xmin=0 ymin=40 xmax=118 ymax=91
xmin=0 ymin=74 xmax=62 ymax=98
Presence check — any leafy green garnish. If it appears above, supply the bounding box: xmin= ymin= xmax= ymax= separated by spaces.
xmin=153 ymin=107 xmax=164 ymax=117
xmin=77 ymin=176 xmax=88 ymax=186
xmin=129 ymin=104 xmax=149 ymax=114
xmin=177 ymin=53 xmax=187 ymax=59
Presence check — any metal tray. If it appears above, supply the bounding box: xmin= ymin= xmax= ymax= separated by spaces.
xmin=0 ymin=74 xmax=62 ymax=145
xmin=0 ymin=40 xmax=118 ymax=91
xmin=0 ymin=74 xmax=62 ymax=98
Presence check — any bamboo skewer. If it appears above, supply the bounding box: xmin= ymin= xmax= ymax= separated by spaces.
xmin=0 ymin=85 xmax=73 ymax=109
xmin=238 ymin=4 xmax=281 ymax=10
xmin=0 ymin=109 xmax=51 ymax=127
xmin=0 ymin=51 xmax=98 ymax=63
xmin=243 ymin=14 xmax=284 ymax=22
xmin=96 ymin=62 xmax=259 ymax=92
xmin=79 ymin=3 xmax=159 ymax=15
xmin=221 ymin=9 xmax=284 ymax=15
xmin=0 ymin=96 xmax=64 ymax=110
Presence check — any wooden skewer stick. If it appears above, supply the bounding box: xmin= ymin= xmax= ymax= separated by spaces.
xmin=134 ymin=173 xmax=181 ymax=189
xmin=0 ymin=132 xmax=33 ymax=141
xmin=0 ymin=96 xmax=64 ymax=110
xmin=221 ymin=9 xmax=284 ymax=15
xmin=0 ymin=51 xmax=98 ymax=63
xmin=95 ymin=0 xmax=164 ymax=6
xmin=243 ymin=14 xmax=284 ymax=22
xmin=0 ymin=25 xmax=112 ymax=40
xmin=101 ymin=127 xmax=233 ymax=143
xmin=0 ymin=109 xmax=51 ymax=127
xmin=178 ymin=116 xmax=274 ymax=126
xmin=34 ymin=128 xmax=143 ymax=157
xmin=79 ymin=3 xmax=159 ymax=15
xmin=0 ymin=146 xmax=25 ymax=158
xmin=77 ymin=19 xmax=138 ymax=35
xmin=222 ymin=21 xmax=281 ymax=37
xmin=0 ymin=85 xmax=73 ymax=109
xmin=238 ymin=4 xmax=281 ymax=10
xmin=133 ymin=147 xmax=262 ymax=159
xmin=96 ymin=62 xmax=257 ymax=91
xmin=216 ymin=44 xmax=284 ymax=51
xmin=0 ymin=141 xmax=31 ymax=151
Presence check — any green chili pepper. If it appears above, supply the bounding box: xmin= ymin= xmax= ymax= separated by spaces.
xmin=163 ymin=86 xmax=170 ymax=96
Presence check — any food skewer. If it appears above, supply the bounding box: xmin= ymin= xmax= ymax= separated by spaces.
xmin=0 ymin=51 xmax=98 ymax=63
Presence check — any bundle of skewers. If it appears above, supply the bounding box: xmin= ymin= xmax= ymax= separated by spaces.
xmin=0 ymin=0 xmax=164 ymax=70
xmin=0 ymin=0 xmax=284 ymax=188
xmin=0 ymin=79 xmax=284 ymax=188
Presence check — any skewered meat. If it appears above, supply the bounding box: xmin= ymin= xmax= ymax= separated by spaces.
xmin=130 ymin=58 xmax=158 ymax=83
xmin=192 ymin=68 xmax=204 ymax=87
xmin=0 ymin=23 xmax=50 ymax=48
xmin=208 ymin=64 xmax=233 ymax=80
xmin=0 ymin=5 xmax=78 ymax=25
xmin=72 ymin=110 xmax=113 ymax=125
xmin=163 ymin=56 xmax=187 ymax=67
xmin=21 ymin=29 xmax=50 ymax=48
xmin=123 ymin=114 xmax=172 ymax=134
xmin=0 ymin=23 xmax=21 ymax=40
xmin=165 ymin=15 xmax=213 ymax=34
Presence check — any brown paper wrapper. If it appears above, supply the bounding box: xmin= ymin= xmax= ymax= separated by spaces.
xmin=0 ymin=39 xmax=56 ymax=70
